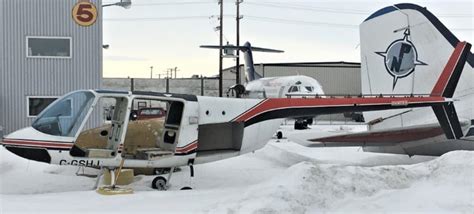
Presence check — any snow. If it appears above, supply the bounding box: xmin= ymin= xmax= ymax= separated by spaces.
xmin=1 ymin=125 xmax=473 ymax=213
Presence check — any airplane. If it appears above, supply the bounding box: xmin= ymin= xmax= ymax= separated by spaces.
xmin=1 ymin=52 xmax=466 ymax=192
xmin=201 ymin=42 xmax=325 ymax=130
xmin=1 ymin=3 xmax=471 ymax=192
xmin=305 ymin=3 xmax=474 ymax=156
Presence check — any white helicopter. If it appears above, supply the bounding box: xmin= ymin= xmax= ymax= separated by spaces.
xmin=1 ymin=58 xmax=463 ymax=191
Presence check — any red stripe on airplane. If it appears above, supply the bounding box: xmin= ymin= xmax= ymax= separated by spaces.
xmin=234 ymin=97 xmax=446 ymax=123
xmin=431 ymin=42 xmax=467 ymax=96
xmin=2 ymin=139 xmax=73 ymax=149
xmin=175 ymin=141 xmax=198 ymax=153
xmin=310 ymin=126 xmax=444 ymax=143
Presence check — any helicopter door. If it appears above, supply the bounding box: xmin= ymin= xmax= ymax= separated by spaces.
xmin=70 ymin=96 xmax=130 ymax=158
xmin=162 ymin=101 xmax=184 ymax=148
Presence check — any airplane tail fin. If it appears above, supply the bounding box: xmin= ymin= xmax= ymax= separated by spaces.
xmin=360 ymin=3 xmax=473 ymax=96
xmin=430 ymin=42 xmax=472 ymax=98
xmin=430 ymin=42 xmax=471 ymax=139
xmin=360 ymin=3 xmax=473 ymax=131
xmin=200 ymin=42 xmax=283 ymax=82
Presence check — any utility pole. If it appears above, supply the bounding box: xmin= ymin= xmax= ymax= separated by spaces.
xmin=218 ymin=0 xmax=224 ymax=97
xmin=174 ymin=67 xmax=179 ymax=79
xmin=150 ymin=66 xmax=153 ymax=79
xmin=235 ymin=0 xmax=243 ymax=85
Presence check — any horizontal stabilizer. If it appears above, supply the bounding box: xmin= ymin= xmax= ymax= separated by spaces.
xmin=432 ymin=104 xmax=464 ymax=139
xmin=200 ymin=42 xmax=283 ymax=53
xmin=306 ymin=124 xmax=444 ymax=147
xmin=201 ymin=41 xmax=283 ymax=82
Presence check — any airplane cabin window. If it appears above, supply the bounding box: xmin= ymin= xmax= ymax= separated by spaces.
xmin=288 ymin=86 xmax=299 ymax=93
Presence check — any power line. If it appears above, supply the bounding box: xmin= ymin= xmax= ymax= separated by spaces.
xmin=245 ymin=16 xmax=474 ymax=31
xmin=246 ymin=2 xmax=367 ymax=15
xmin=125 ymin=2 xmax=215 ymax=6
xmin=103 ymin=15 xmax=474 ymax=31
xmin=104 ymin=16 xmax=211 ymax=21
xmin=103 ymin=0 xmax=215 ymax=5
xmin=245 ymin=15 xmax=359 ymax=28
xmin=245 ymin=2 xmax=474 ymax=18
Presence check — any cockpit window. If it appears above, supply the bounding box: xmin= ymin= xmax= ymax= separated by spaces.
xmin=288 ymin=86 xmax=299 ymax=93
xmin=32 ymin=91 xmax=95 ymax=137
xmin=305 ymin=86 xmax=314 ymax=92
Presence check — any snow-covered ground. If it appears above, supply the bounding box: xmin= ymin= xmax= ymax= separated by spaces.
xmin=1 ymin=125 xmax=473 ymax=213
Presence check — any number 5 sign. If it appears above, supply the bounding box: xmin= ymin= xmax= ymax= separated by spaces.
xmin=72 ymin=0 xmax=98 ymax=27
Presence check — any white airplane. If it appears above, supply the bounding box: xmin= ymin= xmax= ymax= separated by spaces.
xmin=201 ymin=42 xmax=325 ymax=129
xmin=306 ymin=3 xmax=474 ymax=156
xmin=1 ymin=3 xmax=470 ymax=192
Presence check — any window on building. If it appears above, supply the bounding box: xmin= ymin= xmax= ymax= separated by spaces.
xmin=26 ymin=37 xmax=72 ymax=58
xmin=27 ymin=97 xmax=72 ymax=117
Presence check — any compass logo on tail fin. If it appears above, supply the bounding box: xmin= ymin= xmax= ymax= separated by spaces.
xmin=376 ymin=30 xmax=427 ymax=89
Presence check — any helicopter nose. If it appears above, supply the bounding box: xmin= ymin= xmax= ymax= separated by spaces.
xmin=1 ymin=127 xmax=56 ymax=163
xmin=3 ymin=145 xmax=52 ymax=163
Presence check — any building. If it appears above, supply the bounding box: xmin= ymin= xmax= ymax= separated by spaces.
xmin=223 ymin=62 xmax=361 ymax=95
xmin=0 ymin=0 xmax=103 ymax=136
xmin=102 ymin=62 xmax=361 ymax=98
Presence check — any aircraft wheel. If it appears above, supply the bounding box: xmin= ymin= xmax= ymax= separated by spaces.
xmin=152 ymin=176 xmax=167 ymax=190
xmin=276 ymin=131 xmax=283 ymax=139
xmin=306 ymin=118 xmax=313 ymax=125
xmin=180 ymin=186 xmax=192 ymax=190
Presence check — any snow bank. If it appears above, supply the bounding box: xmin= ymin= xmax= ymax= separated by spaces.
xmin=208 ymin=151 xmax=474 ymax=213
xmin=0 ymin=147 xmax=97 ymax=194
xmin=1 ymin=145 xmax=472 ymax=213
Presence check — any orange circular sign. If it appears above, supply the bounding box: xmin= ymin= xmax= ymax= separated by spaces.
xmin=72 ymin=1 xmax=98 ymax=27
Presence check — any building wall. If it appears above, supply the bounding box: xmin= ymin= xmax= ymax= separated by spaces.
xmin=1 ymin=0 xmax=103 ymax=134
xmin=0 ymin=0 xmax=4 ymax=137
xmin=263 ymin=65 xmax=361 ymax=95
xmin=223 ymin=63 xmax=361 ymax=95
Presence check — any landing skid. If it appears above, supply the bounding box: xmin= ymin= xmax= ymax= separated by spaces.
xmin=96 ymin=160 xmax=133 ymax=195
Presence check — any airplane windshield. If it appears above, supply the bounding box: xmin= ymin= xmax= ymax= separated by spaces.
xmin=32 ymin=91 xmax=95 ymax=137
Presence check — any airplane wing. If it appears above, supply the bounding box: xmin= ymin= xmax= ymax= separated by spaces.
xmin=302 ymin=123 xmax=444 ymax=147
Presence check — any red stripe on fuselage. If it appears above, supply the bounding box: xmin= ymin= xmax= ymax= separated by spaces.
xmin=2 ymin=139 xmax=73 ymax=149
xmin=431 ymin=42 xmax=467 ymax=96
xmin=234 ymin=96 xmax=446 ymax=123
xmin=175 ymin=141 xmax=198 ymax=153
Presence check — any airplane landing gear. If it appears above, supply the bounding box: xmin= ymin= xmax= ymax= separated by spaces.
xmin=151 ymin=166 xmax=176 ymax=191
xmin=151 ymin=176 xmax=167 ymax=190
xmin=276 ymin=131 xmax=283 ymax=139
xmin=180 ymin=164 xmax=194 ymax=190
xmin=151 ymin=164 xmax=195 ymax=191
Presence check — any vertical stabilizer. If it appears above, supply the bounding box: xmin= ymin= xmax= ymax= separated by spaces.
xmin=200 ymin=42 xmax=283 ymax=83
xmin=359 ymin=3 xmax=473 ymax=129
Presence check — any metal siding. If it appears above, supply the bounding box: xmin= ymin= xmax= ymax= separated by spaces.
xmin=1 ymin=0 xmax=102 ymax=134
xmin=264 ymin=65 xmax=361 ymax=95
xmin=0 ymin=0 xmax=4 ymax=137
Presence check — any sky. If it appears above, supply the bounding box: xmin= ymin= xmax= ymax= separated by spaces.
xmin=102 ymin=0 xmax=473 ymax=78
